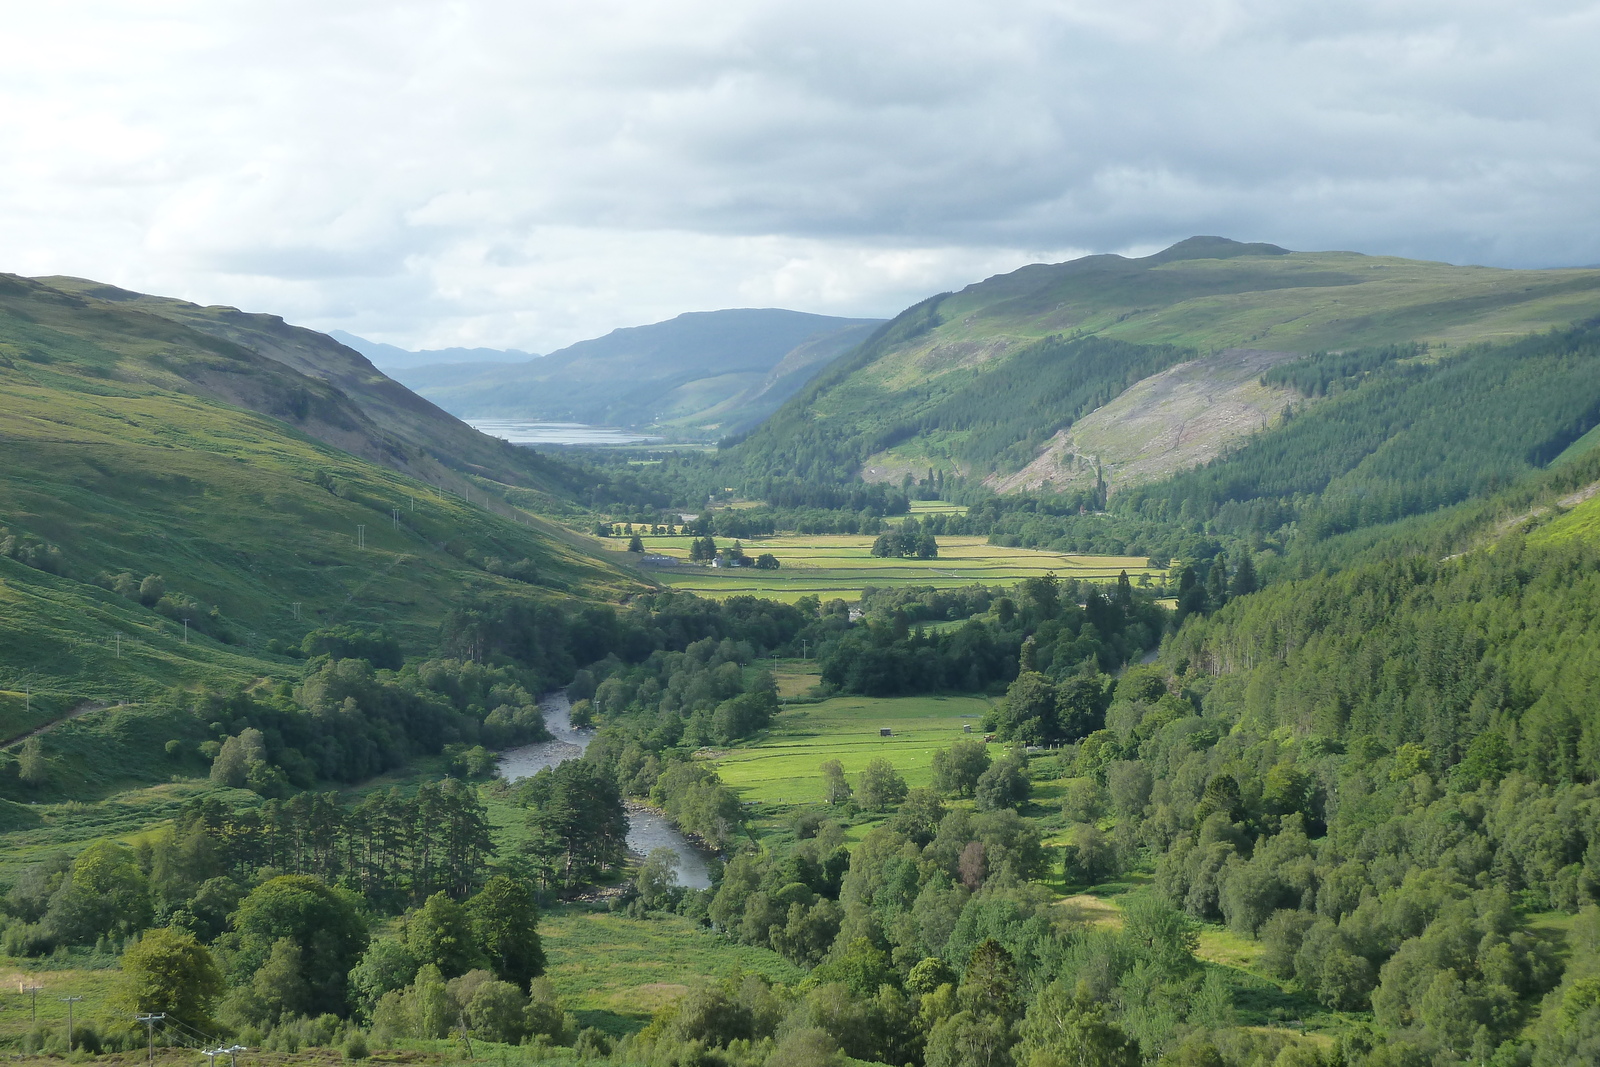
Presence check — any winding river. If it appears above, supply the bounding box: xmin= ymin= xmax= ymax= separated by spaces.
xmin=495 ymin=691 xmax=714 ymax=890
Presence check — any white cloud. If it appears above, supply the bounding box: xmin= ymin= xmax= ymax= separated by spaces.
xmin=0 ymin=0 xmax=1596 ymax=351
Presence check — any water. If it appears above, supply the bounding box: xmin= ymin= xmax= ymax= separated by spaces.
xmin=467 ymin=420 xmax=662 ymax=446
xmin=496 ymin=691 xmax=714 ymax=889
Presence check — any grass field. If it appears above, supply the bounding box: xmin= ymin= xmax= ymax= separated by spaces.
xmin=710 ymin=693 xmax=993 ymax=806
xmin=611 ymin=534 xmax=1163 ymax=603
xmin=539 ymin=907 xmax=803 ymax=1037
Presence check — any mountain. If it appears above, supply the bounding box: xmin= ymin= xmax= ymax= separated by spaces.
xmin=723 ymin=237 xmax=1600 ymax=492
xmin=392 ymin=308 xmax=883 ymax=435
xmin=39 ymin=277 xmax=588 ymax=504
xmin=328 ymin=330 xmax=537 ymax=371
xmin=0 ymin=274 xmax=635 ymax=707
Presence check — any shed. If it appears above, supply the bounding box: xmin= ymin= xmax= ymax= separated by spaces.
xmin=963 ymin=724 xmax=973 ymax=733
xmin=879 ymin=727 xmax=892 ymax=737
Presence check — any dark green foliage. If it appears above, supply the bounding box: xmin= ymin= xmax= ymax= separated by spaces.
xmin=302 ymin=626 xmax=403 ymax=670
xmin=468 ymin=875 xmax=546 ymax=989
xmin=519 ymin=758 xmax=628 ymax=887
xmin=224 ymin=874 xmax=369 ymax=1015
xmin=1123 ymin=325 xmax=1600 ymax=541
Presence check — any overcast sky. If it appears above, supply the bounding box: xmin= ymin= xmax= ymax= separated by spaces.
xmin=2 ymin=1 xmax=1596 ymax=352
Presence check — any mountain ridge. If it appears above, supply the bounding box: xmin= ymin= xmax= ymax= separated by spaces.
xmin=394 ymin=307 xmax=883 ymax=434
xmin=720 ymin=237 xmax=1600 ymax=493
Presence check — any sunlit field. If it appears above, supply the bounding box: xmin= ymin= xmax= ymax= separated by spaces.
xmin=608 ymin=533 xmax=1163 ymax=602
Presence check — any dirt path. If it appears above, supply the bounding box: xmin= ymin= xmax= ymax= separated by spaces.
xmin=1 ymin=700 xmax=106 ymax=748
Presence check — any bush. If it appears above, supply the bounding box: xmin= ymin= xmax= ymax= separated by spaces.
xmin=342 ymin=1029 xmax=370 ymax=1060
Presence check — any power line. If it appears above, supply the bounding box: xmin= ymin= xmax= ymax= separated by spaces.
xmin=135 ymin=1013 xmax=165 ymax=1066
xmin=60 ymin=996 xmax=82 ymax=1051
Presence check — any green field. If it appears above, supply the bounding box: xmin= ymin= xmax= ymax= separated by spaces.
xmin=710 ymin=693 xmax=993 ymax=805
xmin=611 ymin=534 xmax=1162 ymax=602
xmin=540 ymin=907 xmax=804 ymax=1037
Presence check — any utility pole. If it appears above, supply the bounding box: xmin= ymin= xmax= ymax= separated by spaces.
xmin=115 ymin=633 xmax=121 ymax=658
xmin=61 ymin=995 xmax=82 ymax=1051
xmin=202 ymin=1049 xmax=221 ymax=1067
xmin=392 ymin=508 xmax=401 ymax=530
xmin=226 ymin=1043 xmax=246 ymax=1067
xmin=182 ymin=619 xmax=189 ymax=644
xmin=22 ymin=983 xmax=41 ymax=1021
xmin=292 ymin=602 xmax=301 ymax=621
xmin=136 ymin=1013 xmax=165 ymax=1066
xmin=357 ymin=525 xmax=366 ymax=549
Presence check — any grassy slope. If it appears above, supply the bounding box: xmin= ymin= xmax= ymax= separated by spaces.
xmin=0 ymin=274 xmax=637 ymax=705
xmin=38 ymin=276 xmax=591 ymax=513
xmin=737 ymin=237 xmax=1600 ymax=485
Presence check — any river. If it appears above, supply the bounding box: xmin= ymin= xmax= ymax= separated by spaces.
xmin=495 ymin=691 xmax=714 ymax=890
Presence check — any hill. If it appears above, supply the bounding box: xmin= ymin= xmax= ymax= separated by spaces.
xmin=38 ymin=277 xmax=587 ymax=506
xmin=724 ymin=237 xmax=1600 ymax=491
xmin=328 ymin=330 xmax=537 ymax=371
xmin=393 ymin=308 xmax=882 ymax=435
xmin=0 ymin=273 xmax=637 ymax=709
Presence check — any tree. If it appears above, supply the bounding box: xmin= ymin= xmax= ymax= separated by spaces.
xmin=231 ymin=874 xmax=369 ymax=1013
xmin=635 ymin=848 xmax=681 ymax=910
xmin=925 ymin=1010 xmax=1012 ymax=1067
xmin=17 ymin=735 xmax=47 ymax=787
xmin=1228 ymin=550 xmax=1257 ymax=597
xmin=1062 ymin=823 xmax=1117 ymax=887
xmin=975 ymin=749 xmax=1029 ymax=812
xmin=931 ymin=740 xmax=991 ymax=798
xmin=1019 ymin=980 xmax=1140 ymax=1067
xmin=960 ymin=939 xmax=1022 ymax=1022
xmin=855 ymin=758 xmax=908 ymax=812
xmin=462 ymin=976 xmax=529 ymax=1043
xmin=118 ymin=927 xmax=224 ymax=1030
xmin=1204 ymin=559 xmax=1228 ymax=612
xmin=627 ymin=534 xmax=644 ymax=552
xmin=468 ymin=876 xmax=545 ymax=988
xmin=521 ymin=759 xmax=628 ymax=886
xmin=409 ymin=891 xmax=484 ymax=978
xmin=755 ymin=553 xmax=780 ymax=570
xmin=249 ymin=937 xmax=311 ymax=1023
xmin=820 ymin=759 xmax=852 ymax=805
xmin=349 ymin=938 xmax=420 ymax=1019
xmin=995 ymin=671 xmax=1060 ymax=744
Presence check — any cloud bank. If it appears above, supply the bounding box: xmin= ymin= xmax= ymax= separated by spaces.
xmin=1 ymin=1 xmax=1596 ymax=350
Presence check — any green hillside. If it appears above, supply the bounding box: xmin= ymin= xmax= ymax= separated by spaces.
xmin=0 ymin=274 xmax=636 ymax=710
xmin=723 ymin=237 xmax=1600 ymax=488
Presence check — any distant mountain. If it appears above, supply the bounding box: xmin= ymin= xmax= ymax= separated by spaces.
xmin=328 ymin=331 xmax=537 ymax=371
xmin=722 ymin=236 xmax=1600 ymax=492
xmin=391 ymin=308 xmax=883 ymax=435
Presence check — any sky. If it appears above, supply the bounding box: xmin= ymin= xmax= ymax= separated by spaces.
xmin=1 ymin=1 xmax=1597 ymax=353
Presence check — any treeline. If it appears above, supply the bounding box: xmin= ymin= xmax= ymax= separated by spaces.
xmin=173 ymin=653 xmax=551 ymax=794
xmin=819 ymin=574 xmax=1167 ymax=697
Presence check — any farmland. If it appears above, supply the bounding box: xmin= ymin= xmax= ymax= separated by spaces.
xmin=709 ymin=692 xmax=994 ymax=806
xmin=607 ymin=533 xmax=1164 ymax=602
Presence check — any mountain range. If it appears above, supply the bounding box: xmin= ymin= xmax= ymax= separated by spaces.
xmin=387 ymin=308 xmax=882 ymax=436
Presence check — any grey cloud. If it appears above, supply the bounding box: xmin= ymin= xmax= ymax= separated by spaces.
xmin=0 ymin=0 xmax=1595 ymax=351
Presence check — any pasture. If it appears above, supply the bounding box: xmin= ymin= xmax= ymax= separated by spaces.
xmin=614 ymin=533 xmax=1162 ymax=602
xmin=709 ymin=693 xmax=993 ymax=806
xmin=540 ymin=907 xmax=804 ymax=1037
